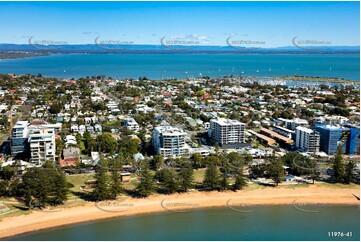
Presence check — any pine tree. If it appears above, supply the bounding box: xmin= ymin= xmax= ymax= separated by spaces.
xmin=110 ymin=170 xmax=122 ymax=199
xmin=219 ymin=155 xmax=230 ymax=191
xmin=227 ymin=152 xmax=247 ymax=191
xmin=233 ymin=174 xmax=247 ymax=191
xmin=151 ymin=155 xmax=164 ymax=170
xmin=220 ymin=173 xmax=229 ymax=191
xmin=136 ymin=162 xmax=155 ymax=197
xmin=333 ymin=145 xmax=345 ymax=183
xmin=0 ymin=180 xmax=8 ymax=197
xmin=161 ymin=168 xmax=178 ymax=194
xmin=178 ymin=165 xmax=194 ymax=192
xmin=191 ymin=153 xmax=203 ymax=168
xmin=268 ymin=157 xmax=284 ymax=186
xmin=92 ymin=165 xmax=111 ymax=201
xmin=344 ymin=160 xmax=355 ymax=184
xmin=54 ymin=171 xmax=69 ymax=204
xmin=42 ymin=160 xmax=55 ymax=169
xmin=109 ymin=157 xmax=123 ymax=199
xmin=0 ymin=166 xmax=17 ymax=181
xmin=308 ymin=159 xmax=320 ymax=184
xmin=16 ymin=167 xmax=69 ymax=207
xmin=203 ymin=164 xmax=220 ymax=190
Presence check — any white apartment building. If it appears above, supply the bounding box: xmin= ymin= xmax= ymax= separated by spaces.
xmin=289 ymin=118 xmax=309 ymax=130
xmin=209 ymin=118 xmax=245 ymax=147
xmin=11 ymin=121 xmax=29 ymax=156
xmin=12 ymin=121 xmax=29 ymax=138
xmin=279 ymin=118 xmax=309 ymax=130
xmin=124 ymin=117 xmax=140 ymax=132
xmin=152 ymin=126 xmax=189 ymax=158
xmin=295 ymin=126 xmax=320 ymax=153
xmin=28 ymin=127 xmax=56 ymax=165
xmin=324 ymin=115 xmax=349 ymax=125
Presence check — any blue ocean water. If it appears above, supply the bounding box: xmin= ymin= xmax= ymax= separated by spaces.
xmin=9 ymin=206 xmax=360 ymax=241
xmin=0 ymin=54 xmax=359 ymax=80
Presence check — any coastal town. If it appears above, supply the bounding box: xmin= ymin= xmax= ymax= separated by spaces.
xmin=0 ymin=73 xmax=359 ymax=207
xmin=0 ymin=0 xmax=359 ymax=240
xmin=0 ymin=72 xmax=359 ymax=240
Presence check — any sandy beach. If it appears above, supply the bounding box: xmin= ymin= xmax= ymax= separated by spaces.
xmin=0 ymin=185 xmax=359 ymax=239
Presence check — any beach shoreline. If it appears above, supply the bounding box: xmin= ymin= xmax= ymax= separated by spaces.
xmin=0 ymin=185 xmax=359 ymax=239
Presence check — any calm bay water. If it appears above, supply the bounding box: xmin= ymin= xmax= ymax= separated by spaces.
xmin=0 ymin=54 xmax=359 ymax=80
xmin=9 ymin=206 xmax=360 ymax=241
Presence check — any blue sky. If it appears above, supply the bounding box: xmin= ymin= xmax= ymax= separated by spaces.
xmin=0 ymin=1 xmax=359 ymax=47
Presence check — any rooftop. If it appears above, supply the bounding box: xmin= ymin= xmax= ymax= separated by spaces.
xmin=273 ymin=126 xmax=294 ymax=133
xmin=14 ymin=121 xmax=28 ymax=129
xmin=315 ymin=124 xmax=349 ymax=131
xmin=211 ymin=118 xmax=244 ymax=126
xmin=296 ymin=126 xmax=314 ymax=133
xmin=260 ymin=128 xmax=294 ymax=144
xmin=154 ymin=126 xmax=185 ymax=135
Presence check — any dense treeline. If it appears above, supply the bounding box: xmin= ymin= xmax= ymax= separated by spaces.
xmin=332 ymin=145 xmax=357 ymax=184
xmin=0 ymin=161 xmax=71 ymax=208
xmin=1 ymin=146 xmax=357 ymax=208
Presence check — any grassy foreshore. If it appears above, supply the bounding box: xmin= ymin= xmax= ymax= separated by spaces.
xmin=0 ymin=183 xmax=359 ymax=239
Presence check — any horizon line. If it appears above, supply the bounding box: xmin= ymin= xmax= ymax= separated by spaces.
xmin=0 ymin=43 xmax=360 ymax=48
